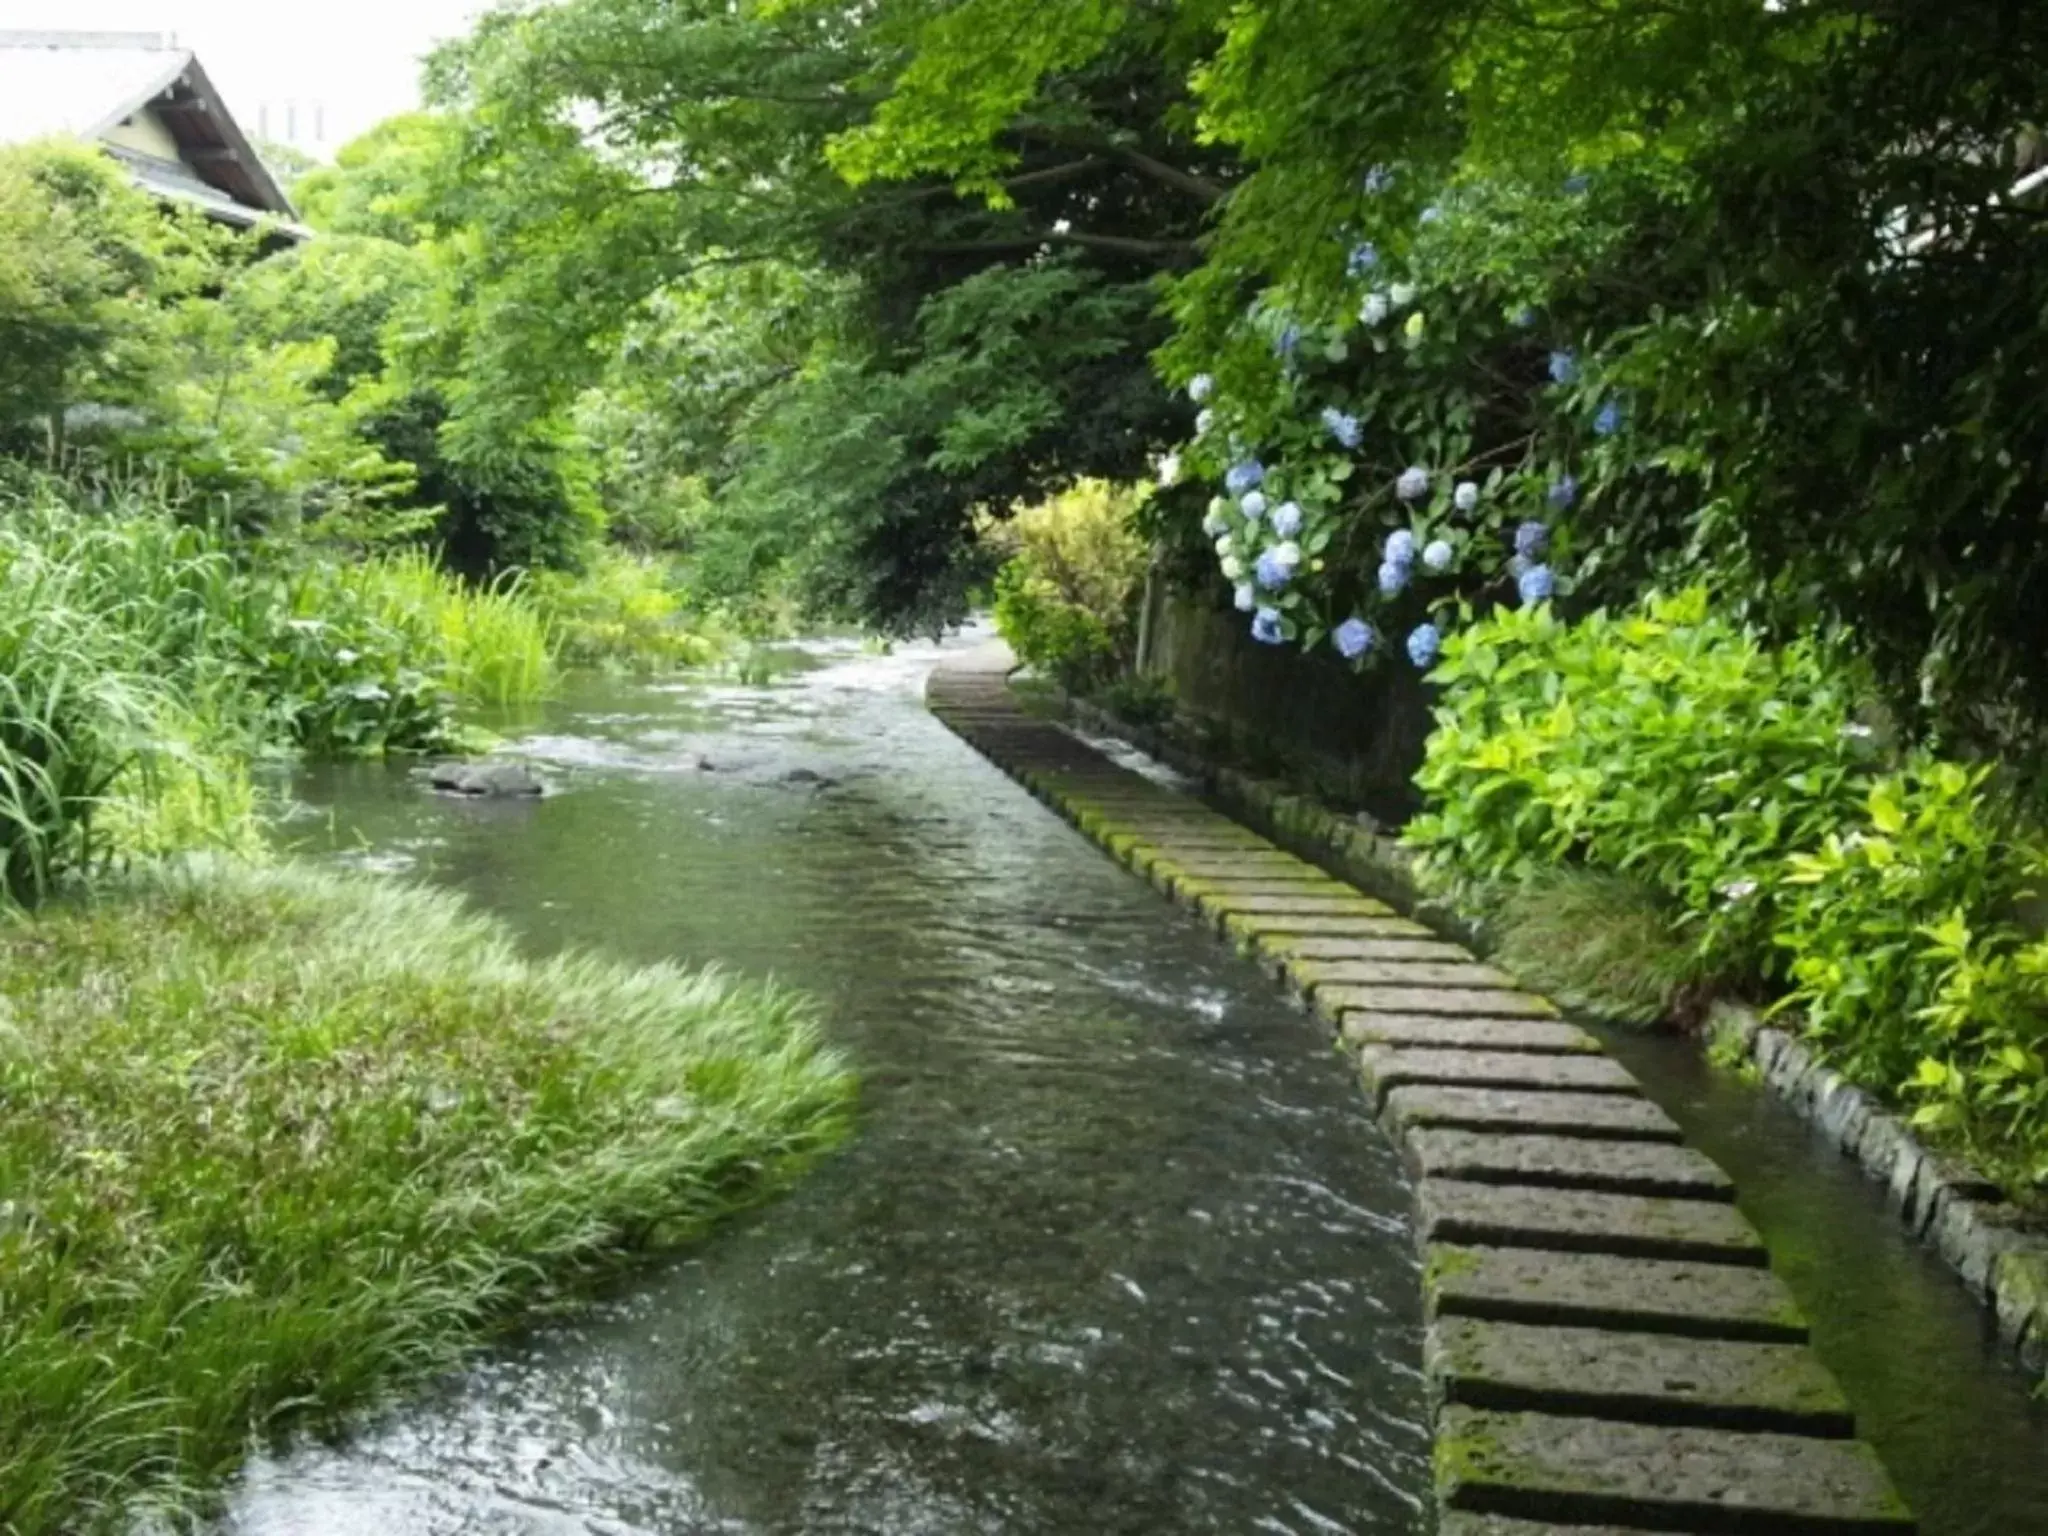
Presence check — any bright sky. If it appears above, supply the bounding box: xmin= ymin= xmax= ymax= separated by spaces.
xmin=2 ymin=0 xmax=492 ymax=153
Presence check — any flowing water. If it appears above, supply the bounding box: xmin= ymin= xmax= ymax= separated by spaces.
xmin=217 ymin=636 xmax=1433 ymax=1535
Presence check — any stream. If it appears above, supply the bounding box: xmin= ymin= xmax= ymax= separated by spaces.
xmin=214 ymin=635 xmax=2048 ymax=1535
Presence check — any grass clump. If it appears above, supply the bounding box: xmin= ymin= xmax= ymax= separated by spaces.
xmin=528 ymin=549 xmax=728 ymax=672
xmin=0 ymin=858 xmax=852 ymax=1533
xmin=1489 ymin=869 xmax=1708 ymax=1026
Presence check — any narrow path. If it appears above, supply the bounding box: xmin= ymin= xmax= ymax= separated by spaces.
xmin=929 ymin=645 xmax=1915 ymax=1536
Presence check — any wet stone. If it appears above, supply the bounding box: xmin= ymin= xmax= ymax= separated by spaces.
xmin=1406 ymin=1131 xmax=1733 ymax=1200
xmin=1197 ymin=891 xmax=1398 ymax=926
xmin=1426 ymin=1244 xmax=1807 ymax=1342
xmin=1417 ymin=1180 xmax=1767 ymax=1266
xmin=1292 ymin=957 xmax=1519 ymax=992
xmin=1426 ymin=1316 xmax=1853 ymax=1436
xmin=1436 ymin=1517 xmax=1655 ymax=1536
xmin=1235 ymin=912 xmax=1433 ymax=943
xmin=1316 ymin=985 xmax=1558 ymax=1020
xmin=1146 ymin=852 xmax=1330 ymax=882
xmin=1435 ymin=1407 xmax=1913 ymax=1532
xmin=1267 ymin=935 xmax=1474 ymax=964
xmin=1361 ymin=1048 xmax=1640 ymax=1104
xmin=1384 ymin=1086 xmax=1683 ymax=1143
xmin=1341 ymin=1015 xmax=1602 ymax=1055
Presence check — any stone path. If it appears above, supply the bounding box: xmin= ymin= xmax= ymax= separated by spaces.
xmin=927 ymin=647 xmax=1915 ymax=1535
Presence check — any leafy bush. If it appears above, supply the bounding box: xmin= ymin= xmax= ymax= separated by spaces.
xmin=1774 ymin=766 xmax=2048 ymax=1181
xmin=990 ymin=479 xmax=1150 ymax=692
xmin=0 ymin=858 xmax=852 ymax=1532
xmin=1406 ymin=589 xmax=1870 ymax=978
xmin=527 ymin=549 xmax=726 ymax=672
xmin=1410 ymin=589 xmax=2048 ymax=1188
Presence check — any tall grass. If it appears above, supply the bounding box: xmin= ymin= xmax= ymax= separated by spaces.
xmin=0 ymin=858 xmax=853 ymax=1533
xmin=528 ymin=549 xmax=728 ymax=672
xmin=355 ymin=550 xmax=555 ymax=707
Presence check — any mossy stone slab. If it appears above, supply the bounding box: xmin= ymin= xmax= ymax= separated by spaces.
xmin=1292 ymin=957 xmax=1520 ymax=992
xmin=1316 ymin=985 xmax=1558 ymax=1020
xmin=1231 ymin=912 xmax=1433 ymax=943
xmin=1436 ymin=1517 xmax=1658 ymax=1536
xmin=1342 ymin=1014 xmax=1602 ymax=1056
xmin=1407 ymin=1131 xmax=1733 ymax=1200
xmin=1384 ymin=1086 xmax=1683 ymax=1143
xmin=1417 ymin=1180 xmax=1766 ymax=1267
xmin=1361 ymin=1049 xmax=1640 ymax=1104
xmin=1425 ymin=1244 xmax=1807 ymax=1343
xmin=1434 ymin=1406 xmax=1912 ymax=1532
xmin=1196 ymin=891 xmax=1399 ymax=925
xmin=1267 ymin=934 xmax=1475 ymax=964
xmin=1426 ymin=1316 xmax=1852 ymax=1435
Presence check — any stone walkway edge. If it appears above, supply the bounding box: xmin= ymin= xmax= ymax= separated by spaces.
xmin=1055 ymin=690 xmax=2048 ymax=1390
xmin=928 ymin=647 xmax=1915 ymax=1535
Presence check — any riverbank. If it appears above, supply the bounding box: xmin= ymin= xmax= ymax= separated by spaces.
xmin=0 ymin=858 xmax=851 ymax=1534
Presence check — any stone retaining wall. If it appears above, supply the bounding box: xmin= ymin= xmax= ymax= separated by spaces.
xmin=930 ymin=646 xmax=1916 ymax=1535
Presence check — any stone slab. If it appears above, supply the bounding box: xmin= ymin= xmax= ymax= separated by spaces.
xmin=1293 ymin=957 xmax=1519 ymax=991
xmin=1233 ymin=912 xmax=1433 ymax=943
xmin=1316 ymin=985 xmax=1558 ymax=1019
xmin=1146 ymin=853 xmax=1330 ymax=881
xmin=1266 ymin=935 xmax=1475 ymax=964
xmin=1197 ymin=892 xmax=1398 ymax=925
xmin=1361 ymin=1049 xmax=1641 ymax=1103
xmin=1426 ymin=1244 xmax=1807 ymax=1343
xmin=1427 ymin=1316 xmax=1851 ymax=1436
xmin=1417 ymin=1180 xmax=1766 ymax=1267
xmin=1175 ymin=881 xmax=1357 ymax=904
xmin=1342 ymin=1014 xmax=1602 ymax=1055
xmin=1435 ymin=1407 xmax=1912 ymax=1532
xmin=1436 ymin=1518 xmax=1659 ymax=1536
xmin=1384 ymin=1086 xmax=1683 ymax=1143
xmin=1407 ymin=1131 xmax=1733 ymax=1200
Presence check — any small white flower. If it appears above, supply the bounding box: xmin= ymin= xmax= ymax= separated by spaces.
xmin=1423 ymin=538 xmax=1453 ymax=571
xmin=1196 ymin=408 xmax=1216 ymax=436
xmin=1157 ymin=452 xmax=1182 ymax=487
xmin=1271 ymin=540 xmax=1302 ymax=573
xmin=1389 ymin=282 xmax=1416 ymax=307
xmin=1189 ymin=372 xmax=1214 ymax=403
xmin=1360 ymin=291 xmax=1391 ymax=326
xmin=1214 ymin=533 xmax=1234 ymax=556
xmin=1233 ymin=581 xmax=1256 ymax=612
xmin=1453 ymin=480 xmax=1480 ymax=512
xmin=1241 ymin=490 xmax=1268 ymax=521
xmin=1221 ymin=555 xmax=1244 ymax=581
xmin=1718 ymin=879 xmax=1759 ymax=902
xmin=1202 ymin=506 xmax=1228 ymax=537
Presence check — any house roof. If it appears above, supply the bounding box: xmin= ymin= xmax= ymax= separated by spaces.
xmin=0 ymin=29 xmax=303 ymax=233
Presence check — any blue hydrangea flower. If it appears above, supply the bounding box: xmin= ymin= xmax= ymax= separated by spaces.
xmin=1334 ymin=617 xmax=1376 ymax=660
xmin=1453 ymin=480 xmax=1480 ymax=513
xmin=1396 ymin=466 xmax=1430 ymax=502
xmin=1418 ymin=204 xmax=1443 ymax=225
xmin=1234 ymin=582 xmax=1256 ymax=613
xmin=1546 ymin=475 xmax=1579 ymax=511
xmin=1423 ymin=538 xmax=1453 ymax=572
xmin=1252 ymin=607 xmax=1285 ymax=645
xmin=1386 ymin=529 xmax=1418 ymax=565
xmin=1321 ymin=406 xmax=1363 ymax=449
xmin=1512 ymin=306 xmax=1538 ymax=328
xmin=1359 ymin=291 xmax=1391 ymax=326
xmin=1225 ymin=460 xmax=1265 ymax=496
xmin=1509 ymin=553 xmax=1532 ymax=579
xmin=1275 ymin=323 xmax=1302 ymax=360
xmin=1548 ymin=350 xmax=1579 ymax=385
xmin=1362 ymin=165 xmax=1395 ymax=195
xmin=1514 ymin=520 xmax=1549 ymax=558
xmin=1188 ymin=373 xmax=1214 ymax=403
xmin=1407 ymin=622 xmax=1441 ymax=668
xmin=1241 ymin=490 xmax=1268 ymax=521
xmin=1518 ymin=563 xmax=1555 ymax=605
xmin=1271 ymin=500 xmax=1303 ymax=538
xmin=1255 ymin=547 xmax=1293 ymax=590
xmin=1378 ymin=559 xmax=1410 ymax=597
xmin=1593 ymin=399 xmax=1623 ymax=437
xmin=1564 ymin=173 xmax=1591 ymax=195
xmin=1347 ymin=241 xmax=1379 ymax=277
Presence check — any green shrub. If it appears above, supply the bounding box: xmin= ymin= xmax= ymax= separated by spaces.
xmin=0 ymin=858 xmax=852 ymax=1532
xmin=527 ymin=549 xmax=727 ymax=672
xmin=1406 ymin=588 xmax=1870 ymax=979
xmin=1490 ymin=869 xmax=1706 ymax=1026
xmin=990 ymin=479 xmax=1150 ymax=693
xmin=1774 ymin=765 xmax=2048 ymax=1182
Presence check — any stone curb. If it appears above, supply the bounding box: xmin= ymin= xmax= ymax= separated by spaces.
xmin=1068 ymin=683 xmax=2048 ymax=1389
xmin=928 ymin=652 xmax=1915 ymax=1532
